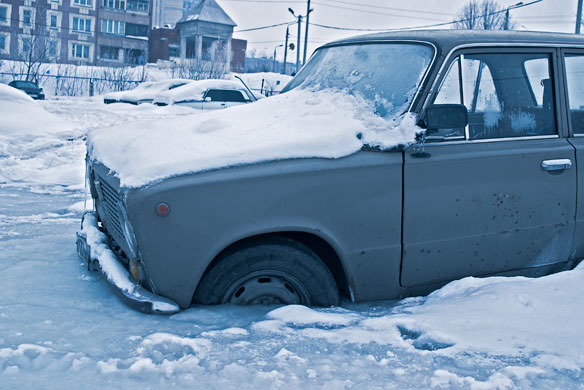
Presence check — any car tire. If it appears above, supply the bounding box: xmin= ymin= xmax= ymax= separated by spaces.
xmin=194 ymin=237 xmax=339 ymax=306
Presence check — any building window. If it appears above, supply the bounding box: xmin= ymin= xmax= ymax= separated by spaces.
xmin=126 ymin=0 xmax=148 ymax=13
xmin=0 ymin=7 xmax=7 ymax=24
xmin=23 ymin=9 xmax=32 ymax=26
xmin=73 ymin=0 xmax=93 ymax=6
xmin=102 ymin=0 xmax=125 ymax=10
xmin=73 ymin=17 xmax=91 ymax=33
xmin=0 ymin=35 xmax=6 ymax=52
xmin=48 ymin=39 xmax=59 ymax=57
xmin=100 ymin=45 xmax=120 ymax=60
xmin=101 ymin=19 xmax=125 ymax=35
xmin=21 ymin=37 xmax=32 ymax=54
xmin=72 ymin=43 xmax=90 ymax=59
xmin=50 ymin=15 xmax=57 ymax=28
xmin=125 ymin=23 xmax=148 ymax=37
xmin=169 ymin=45 xmax=179 ymax=58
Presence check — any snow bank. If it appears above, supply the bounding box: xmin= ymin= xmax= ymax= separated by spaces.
xmin=253 ymin=262 xmax=584 ymax=370
xmin=0 ymin=84 xmax=74 ymax=136
xmin=88 ymin=88 xmax=422 ymax=188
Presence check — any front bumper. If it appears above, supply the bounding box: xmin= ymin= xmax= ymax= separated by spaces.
xmin=76 ymin=212 xmax=180 ymax=314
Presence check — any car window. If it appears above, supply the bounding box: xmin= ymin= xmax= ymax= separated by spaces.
xmin=204 ymin=89 xmax=224 ymax=101
xmin=564 ymin=54 xmax=584 ymax=134
xmin=222 ymin=90 xmax=247 ymax=102
xmin=429 ymin=58 xmax=465 ymax=142
xmin=431 ymin=52 xmax=556 ymax=141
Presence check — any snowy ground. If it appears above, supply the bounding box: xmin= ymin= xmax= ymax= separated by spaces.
xmin=0 ymin=97 xmax=583 ymax=389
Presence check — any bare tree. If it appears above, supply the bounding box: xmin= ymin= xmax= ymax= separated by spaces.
xmin=454 ymin=0 xmax=517 ymax=30
xmin=12 ymin=0 xmax=56 ymax=82
xmin=172 ymin=43 xmax=229 ymax=80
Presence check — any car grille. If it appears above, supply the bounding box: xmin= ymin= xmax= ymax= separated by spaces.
xmin=97 ymin=177 xmax=125 ymax=240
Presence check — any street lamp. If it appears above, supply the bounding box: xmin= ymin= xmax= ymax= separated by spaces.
xmin=504 ymin=2 xmax=523 ymax=30
xmin=272 ymin=44 xmax=283 ymax=73
xmin=288 ymin=8 xmax=303 ymax=73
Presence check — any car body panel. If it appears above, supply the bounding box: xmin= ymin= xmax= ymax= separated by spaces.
xmin=123 ymin=152 xmax=403 ymax=308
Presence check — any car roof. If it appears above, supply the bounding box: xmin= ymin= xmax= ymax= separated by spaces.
xmin=322 ymin=30 xmax=584 ymax=55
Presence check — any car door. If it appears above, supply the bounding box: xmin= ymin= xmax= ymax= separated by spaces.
xmin=401 ymin=48 xmax=576 ymax=288
xmin=562 ymin=49 xmax=584 ymax=261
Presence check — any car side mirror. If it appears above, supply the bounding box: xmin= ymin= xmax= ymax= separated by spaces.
xmin=421 ymin=104 xmax=468 ymax=130
xmin=205 ymin=96 xmax=211 ymax=102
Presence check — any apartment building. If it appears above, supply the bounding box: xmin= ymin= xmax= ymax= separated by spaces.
xmin=0 ymin=0 xmax=149 ymax=66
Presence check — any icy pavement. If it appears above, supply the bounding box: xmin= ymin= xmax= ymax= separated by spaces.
xmin=0 ymin=97 xmax=583 ymax=389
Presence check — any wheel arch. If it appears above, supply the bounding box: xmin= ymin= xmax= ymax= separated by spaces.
xmin=192 ymin=231 xmax=351 ymax=304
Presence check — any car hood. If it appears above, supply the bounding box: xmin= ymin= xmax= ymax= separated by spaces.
xmin=87 ymin=88 xmax=422 ymax=188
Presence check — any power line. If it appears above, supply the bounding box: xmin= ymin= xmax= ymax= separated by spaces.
xmin=309 ymin=0 xmax=544 ymax=32
xmin=235 ymin=21 xmax=295 ymax=32
xmin=315 ymin=0 xmax=453 ymax=16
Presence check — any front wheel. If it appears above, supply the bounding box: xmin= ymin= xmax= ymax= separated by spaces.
xmin=194 ymin=237 xmax=339 ymax=306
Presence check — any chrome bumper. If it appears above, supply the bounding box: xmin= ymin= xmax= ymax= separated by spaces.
xmin=76 ymin=212 xmax=180 ymax=315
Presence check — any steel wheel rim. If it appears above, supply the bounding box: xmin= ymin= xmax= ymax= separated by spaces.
xmin=222 ymin=270 xmax=311 ymax=305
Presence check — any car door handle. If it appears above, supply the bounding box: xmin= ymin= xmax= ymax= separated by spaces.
xmin=541 ymin=159 xmax=572 ymax=171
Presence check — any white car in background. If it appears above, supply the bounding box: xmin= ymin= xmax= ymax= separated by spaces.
xmin=153 ymin=79 xmax=256 ymax=109
xmin=103 ymin=79 xmax=193 ymax=105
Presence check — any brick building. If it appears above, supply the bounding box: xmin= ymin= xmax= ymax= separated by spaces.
xmin=0 ymin=0 xmax=149 ymax=66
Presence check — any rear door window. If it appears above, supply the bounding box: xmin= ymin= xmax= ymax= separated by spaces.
xmin=564 ymin=54 xmax=584 ymax=134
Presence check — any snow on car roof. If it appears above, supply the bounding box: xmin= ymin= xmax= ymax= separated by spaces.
xmin=87 ymin=88 xmax=422 ymax=188
xmin=153 ymin=79 xmax=249 ymax=104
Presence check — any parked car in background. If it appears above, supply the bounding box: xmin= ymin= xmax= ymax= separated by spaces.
xmin=103 ymin=79 xmax=192 ymax=105
xmin=153 ymin=79 xmax=256 ymax=109
xmin=78 ymin=30 xmax=584 ymax=314
xmin=8 ymin=80 xmax=45 ymax=100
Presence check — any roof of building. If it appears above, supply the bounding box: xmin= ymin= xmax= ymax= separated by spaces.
xmin=177 ymin=0 xmax=236 ymax=26
xmin=323 ymin=29 xmax=584 ymax=54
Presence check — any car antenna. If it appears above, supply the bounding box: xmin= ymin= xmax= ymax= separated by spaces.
xmin=233 ymin=75 xmax=257 ymax=101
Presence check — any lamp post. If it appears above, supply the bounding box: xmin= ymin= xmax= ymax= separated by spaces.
xmin=504 ymin=2 xmax=523 ymax=30
xmin=288 ymin=8 xmax=303 ymax=73
xmin=303 ymin=2 xmax=314 ymax=66
xmin=272 ymin=44 xmax=283 ymax=73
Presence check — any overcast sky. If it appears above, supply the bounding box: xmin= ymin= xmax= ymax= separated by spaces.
xmin=217 ymin=0 xmax=580 ymax=61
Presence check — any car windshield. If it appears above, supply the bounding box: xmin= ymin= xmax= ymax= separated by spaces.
xmin=283 ymin=43 xmax=434 ymax=118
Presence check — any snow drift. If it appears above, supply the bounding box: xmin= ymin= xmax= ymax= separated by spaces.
xmin=87 ymin=88 xmax=422 ymax=188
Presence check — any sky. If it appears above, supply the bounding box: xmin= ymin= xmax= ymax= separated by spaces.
xmin=217 ymin=0 xmax=581 ymax=62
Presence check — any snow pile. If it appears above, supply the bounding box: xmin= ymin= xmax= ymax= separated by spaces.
xmin=0 ymin=84 xmax=74 ymax=137
xmin=0 ymin=84 xmax=84 ymax=189
xmin=88 ymin=88 xmax=422 ymax=188
xmin=252 ymin=263 xmax=584 ymax=378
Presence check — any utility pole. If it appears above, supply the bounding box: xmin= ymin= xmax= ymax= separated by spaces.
xmin=272 ymin=44 xmax=283 ymax=73
xmin=577 ymin=0 xmax=583 ymax=34
xmin=283 ymin=26 xmax=289 ymax=74
xmin=303 ymin=0 xmax=312 ymax=65
xmin=504 ymin=8 xmax=510 ymax=30
xmin=296 ymin=15 xmax=302 ymax=73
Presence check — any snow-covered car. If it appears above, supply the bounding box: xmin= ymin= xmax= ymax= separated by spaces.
xmin=8 ymin=80 xmax=45 ymax=100
xmin=78 ymin=30 xmax=584 ymax=314
xmin=103 ymin=79 xmax=192 ymax=105
xmin=152 ymin=79 xmax=256 ymax=109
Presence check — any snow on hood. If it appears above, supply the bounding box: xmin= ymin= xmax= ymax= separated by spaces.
xmin=153 ymin=79 xmax=250 ymax=105
xmin=87 ymin=88 xmax=423 ymax=188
